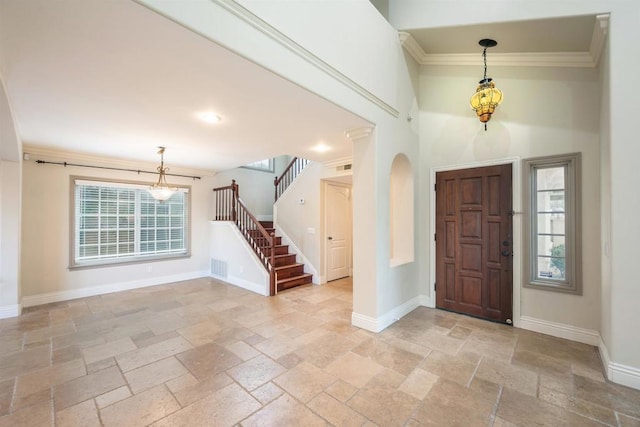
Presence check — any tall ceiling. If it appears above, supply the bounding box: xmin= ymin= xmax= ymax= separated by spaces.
xmin=0 ymin=0 xmax=371 ymax=172
xmin=0 ymin=1 xmax=604 ymax=173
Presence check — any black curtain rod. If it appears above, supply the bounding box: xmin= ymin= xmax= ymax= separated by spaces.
xmin=34 ymin=159 xmax=201 ymax=180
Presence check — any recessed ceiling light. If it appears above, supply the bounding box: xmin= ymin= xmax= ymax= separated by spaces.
xmin=198 ymin=111 xmax=221 ymax=124
xmin=311 ymin=143 xmax=331 ymax=153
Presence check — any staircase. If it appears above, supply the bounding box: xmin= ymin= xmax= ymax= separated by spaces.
xmin=213 ymin=179 xmax=313 ymax=295
xmin=258 ymin=221 xmax=313 ymax=291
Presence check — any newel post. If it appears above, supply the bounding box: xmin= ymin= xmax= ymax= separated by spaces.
xmin=231 ymin=179 xmax=238 ymax=222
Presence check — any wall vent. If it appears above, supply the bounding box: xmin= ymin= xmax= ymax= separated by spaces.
xmin=210 ymin=258 xmax=228 ymax=278
xmin=336 ymin=164 xmax=352 ymax=171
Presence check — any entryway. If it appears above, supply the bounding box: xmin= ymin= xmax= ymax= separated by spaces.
xmin=435 ymin=164 xmax=513 ymax=323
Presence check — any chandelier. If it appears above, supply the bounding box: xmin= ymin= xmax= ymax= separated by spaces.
xmin=148 ymin=147 xmax=177 ymax=201
xmin=470 ymin=39 xmax=503 ymax=131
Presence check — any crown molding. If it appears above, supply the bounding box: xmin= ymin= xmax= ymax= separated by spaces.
xmin=344 ymin=126 xmax=374 ymax=142
xmin=22 ymin=145 xmax=216 ymax=177
xmin=589 ymin=14 xmax=609 ymax=66
xmin=323 ymin=156 xmax=353 ymax=168
xmin=399 ymin=15 xmax=609 ymax=68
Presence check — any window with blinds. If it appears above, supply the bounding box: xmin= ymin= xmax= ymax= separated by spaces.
xmin=72 ymin=178 xmax=189 ymax=268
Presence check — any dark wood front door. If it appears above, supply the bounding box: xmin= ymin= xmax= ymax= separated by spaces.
xmin=435 ymin=164 xmax=513 ymax=323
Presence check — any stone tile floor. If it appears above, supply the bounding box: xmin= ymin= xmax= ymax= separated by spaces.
xmin=0 ymin=277 xmax=639 ymax=426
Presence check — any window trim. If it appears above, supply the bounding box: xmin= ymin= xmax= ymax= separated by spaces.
xmin=522 ymin=153 xmax=582 ymax=294
xmin=69 ymin=176 xmax=191 ymax=270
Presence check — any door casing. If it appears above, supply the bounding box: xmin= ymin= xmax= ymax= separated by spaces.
xmin=323 ymin=180 xmax=353 ymax=282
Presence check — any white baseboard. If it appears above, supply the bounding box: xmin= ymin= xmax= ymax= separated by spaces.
xmin=352 ymin=295 xmax=425 ymax=333
xmin=599 ymin=337 xmax=640 ymax=390
xmin=519 ymin=316 xmax=600 ymax=346
xmin=214 ymin=274 xmax=268 ymax=296
xmin=0 ymin=304 xmax=21 ymax=319
xmin=21 ymin=270 xmax=210 ymax=308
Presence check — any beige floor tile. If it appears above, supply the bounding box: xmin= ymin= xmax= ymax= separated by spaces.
xmin=0 ymin=344 xmax=51 ymax=381
xmin=251 ymin=381 xmax=283 ymax=405
xmin=125 ymin=356 xmax=189 ymax=394
xmin=116 ymin=336 xmax=192 ymax=372
xmin=399 ymin=367 xmax=439 ymax=400
xmin=352 ymin=338 xmax=425 ymax=376
xmin=15 ymin=358 xmax=86 ymax=398
xmin=240 ymin=393 xmax=326 ymax=427
xmin=4 ymin=278 xmax=640 ymax=427
xmin=496 ymin=387 xmax=603 ymax=427
xmin=176 ymin=320 xmax=221 ymax=346
xmin=0 ymin=399 xmax=52 ymax=427
xmin=177 ymin=342 xmax=242 ymax=380
xmin=308 ymin=392 xmax=366 ymax=426
xmin=224 ymin=340 xmax=260 ymax=361
xmin=164 ymin=372 xmax=198 ymax=394
xmin=273 ymin=361 xmax=335 ymax=403
xmin=325 ymin=352 xmax=384 ymax=388
xmin=568 ymin=397 xmax=618 ymax=426
xmin=24 ymin=322 xmax=75 ymax=346
xmin=325 ymin=379 xmax=359 ymax=402
xmin=86 ymin=357 xmax=117 ymax=374
xmin=475 ymin=358 xmax=539 ymax=396
xmin=11 ymin=387 xmax=51 ymax=413
xmin=54 ymin=365 xmax=126 ymax=410
xmin=153 ymin=383 xmax=260 ymax=427
xmin=227 ymin=354 xmax=287 ymax=391
xmin=348 ymin=380 xmax=419 ymax=426
xmin=53 ymin=345 xmax=83 ymax=365
xmin=412 ymin=378 xmax=497 ymax=427
xmin=619 ymin=413 xmax=640 ymax=427
xmin=55 ymin=399 xmax=101 ymax=427
xmin=571 ymin=362 xmax=606 ymax=383
xmin=172 ymin=372 xmax=234 ymax=407
xmin=100 ymin=384 xmax=179 ymax=426
xmin=511 ymin=349 xmax=572 ymax=378
xmin=82 ymin=336 xmax=137 ymax=365
xmin=95 ymin=385 xmax=132 ymax=409
xmin=253 ymin=333 xmax=302 ymax=359
xmin=419 ymin=350 xmax=478 ymax=386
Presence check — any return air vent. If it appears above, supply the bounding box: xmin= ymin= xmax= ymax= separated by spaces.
xmin=210 ymin=258 xmax=228 ymax=279
xmin=336 ymin=164 xmax=352 ymax=171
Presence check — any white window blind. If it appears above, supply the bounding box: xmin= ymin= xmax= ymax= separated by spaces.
xmin=72 ymin=179 xmax=189 ymax=267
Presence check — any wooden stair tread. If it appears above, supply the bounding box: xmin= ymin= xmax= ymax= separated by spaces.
xmin=277 ymin=273 xmax=313 ymax=291
xmin=274 ymin=263 xmax=304 ymax=271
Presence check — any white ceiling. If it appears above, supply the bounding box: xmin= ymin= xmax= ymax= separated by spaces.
xmin=0 ymin=0 xmax=371 ymax=173
xmin=0 ymin=1 xmax=605 ymax=173
xmin=406 ymin=15 xmax=597 ymax=54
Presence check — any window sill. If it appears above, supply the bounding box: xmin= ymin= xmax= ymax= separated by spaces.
xmin=524 ymin=280 xmax=581 ymax=295
xmin=69 ymin=253 xmax=190 ymax=270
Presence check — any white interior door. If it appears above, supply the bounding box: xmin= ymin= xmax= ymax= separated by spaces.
xmin=326 ymin=182 xmax=351 ymax=281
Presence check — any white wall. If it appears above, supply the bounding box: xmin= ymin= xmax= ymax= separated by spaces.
xmin=0 ymin=77 xmax=21 ymax=318
xmin=20 ymin=152 xmax=215 ymax=304
xmin=210 ymin=221 xmax=269 ymax=295
xmin=420 ymin=65 xmax=602 ymax=331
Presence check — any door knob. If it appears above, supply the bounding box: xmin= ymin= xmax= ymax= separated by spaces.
xmin=328 ymin=236 xmax=333 ymax=240
xmin=501 ymin=250 xmax=512 ymax=256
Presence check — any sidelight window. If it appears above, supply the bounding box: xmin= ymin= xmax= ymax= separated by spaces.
xmin=523 ymin=154 xmax=581 ymax=293
xmin=71 ymin=177 xmax=189 ymax=268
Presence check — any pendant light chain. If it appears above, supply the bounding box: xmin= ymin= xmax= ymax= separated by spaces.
xmin=483 ymin=47 xmax=488 ymax=81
